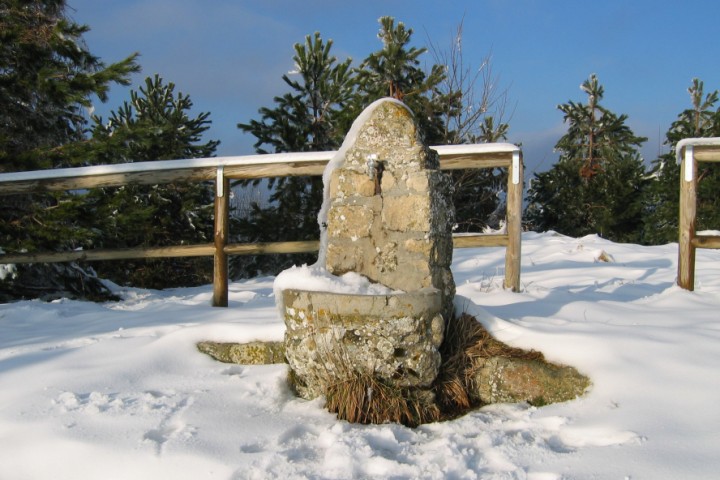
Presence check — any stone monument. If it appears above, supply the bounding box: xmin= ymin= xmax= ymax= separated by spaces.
xmin=279 ymin=98 xmax=456 ymax=400
xmin=198 ymin=100 xmax=589 ymax=424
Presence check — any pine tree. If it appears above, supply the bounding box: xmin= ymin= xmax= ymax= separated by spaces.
xmin=0 ymin=0 xmax=139 ymax=170
xmin=239 ymin=33 xmax=355 ymax=155
xmin=356 ymin=16 xmax=448 ymax=145
xmin=235 ymin=32 xmax=355 ymax=277
xmin=0 ymin=0 xmax=139 ymax=300
xmin=75 ymin=75 xmax=220 ymax=288
xmin=642 ymin=79 xmax=720 ymax=244
xmin=526 ymin=74 xmax=648 ymax=242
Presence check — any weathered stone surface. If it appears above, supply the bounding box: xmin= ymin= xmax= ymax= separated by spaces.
xmin=327 ymin=204 xmax=374 ymax=239
xmin=322 ymin=100 xmax=455 ymax=319
xmin=324 ymin=242 xmax=365 ymax=274
xmin=382 ymin=194 xmax=432 ymax=231
xmin=283 ymin=288 xmax=445 ymax=400
xmin=330 ymin=170 xmax=376 ymax=198
xmin=197 ymin=341 xmax=285 ymax=365
xmin=472 ymin=356 xmax=590 ymax=406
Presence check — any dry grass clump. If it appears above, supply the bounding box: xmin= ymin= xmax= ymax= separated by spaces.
xmin=434 ymin=313 xmax=544 ymax=416
xmin=325 ymin=372 xmax=439 ymax=428
xmin=305 ymin=332 xmax=440 ymax=427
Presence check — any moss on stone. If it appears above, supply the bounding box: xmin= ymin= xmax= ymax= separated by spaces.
xmin=197 ymin=341 xmax=285 ymax=365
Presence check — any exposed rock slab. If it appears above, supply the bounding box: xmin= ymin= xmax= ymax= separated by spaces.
xmin=197 ymin=341 xmax=285 ymax=365
xmin=473 ymin=356 xmax=590 ymax=405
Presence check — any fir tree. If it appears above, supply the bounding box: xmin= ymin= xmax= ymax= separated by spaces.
xmin=0 ymin=0 xmax=139 ymax=300
xmin=356 ymin=16 xmax=448 ymax=145
xmin=0 ymin=0 xmax=139 ymax=171
xmin=642 ymin=79 xmax=720 ymax=244
xmin=358 ymin=16 xmax=513 ymax=232
xmin=77 ymin=75 xmax=220 ymax=288
xmin=239 ymin=33 xmax=355 ymax=155
xmin=526 ymin=74 xmax=648 ymax=242
xmin=235 ymin=32 xmax=355 ymax=277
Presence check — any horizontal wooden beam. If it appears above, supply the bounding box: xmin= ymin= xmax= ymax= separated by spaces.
xmin=223 ymin=161 xmax=327 ymax=180
xmin=223 ymin=155 xmax=513 ymax=179
xmin=1 ymin=169 xmax=218 ymax=195
xmin=692 ymin=235 xmax=720 ymax=249
xmin=452 ymin=234 xmax=509 ymax=248
xmin=0 ymin=234 xmax=510 ymax=265
xmin=0 ymin=243 xmax=216 ymax=264
xmin=437 ymin=153 xmax=512 ymax=170
xmin=0 ymin=146 xmax=518 ymax=195
xmin=692 ymin=146 xmax=720 ymax=162
xmin=224 ymin=240 xmax=320 ymax=256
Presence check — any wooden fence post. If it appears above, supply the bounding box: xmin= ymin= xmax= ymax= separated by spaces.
xmin=678 ymin=146 xmax=697 ymax=291
xmin=213 ymin=167 xmax=230 ymax=306
xmin=504 ymin=151 xmax=523 ymax=292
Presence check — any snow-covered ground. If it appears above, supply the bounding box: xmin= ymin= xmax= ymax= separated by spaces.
xmin=1 ymin=232 xmax=719 ymax=479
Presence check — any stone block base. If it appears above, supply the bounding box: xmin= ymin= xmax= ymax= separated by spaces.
xmin=283 ymin=289 xmax=445 ymax=400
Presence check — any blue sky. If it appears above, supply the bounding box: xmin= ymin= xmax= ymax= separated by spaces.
xmin=70 ymin=0 xmax=720 ymax=176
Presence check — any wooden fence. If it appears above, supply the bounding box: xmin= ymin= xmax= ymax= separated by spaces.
xmin=677 ymin=138 xmax=720 ymax=290
xmin=0 ymin=144 xmax=523 ymax=306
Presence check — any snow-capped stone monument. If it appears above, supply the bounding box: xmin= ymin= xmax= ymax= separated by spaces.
xmin=279 ymin=99 xmax=455 ymax=400
xmin=197 ymin=99 xmax=588 ymax=423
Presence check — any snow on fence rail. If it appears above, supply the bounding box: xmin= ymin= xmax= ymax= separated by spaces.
xmin=0 ymin=144 xmax=523 ymax=306
xmin=676 ymin=138 xmax=720 ymax=290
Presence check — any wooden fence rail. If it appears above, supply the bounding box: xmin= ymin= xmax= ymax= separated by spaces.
xmin=0 ymin=143 xmax=523 ymax=306
xmin=677 ymin=138 xmax=720 ymax=290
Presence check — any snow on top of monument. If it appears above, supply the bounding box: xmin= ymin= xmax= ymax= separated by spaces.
xmin=274 ymin=264 xmax=396 ymax=297
xmin=676 ymin=136 xmax=720 ymax=164
xmin=315 ymin=98 xmax=521 ymax=265
xmin=275 ymin=98 xmax=406 ymax=309
xmin=317 ymin=95 xmax=518 ymax=208
xmin=321 ymin=97 xmax=411 ymax=182
xmin=272 ymin=264 xmax=398 ymax=318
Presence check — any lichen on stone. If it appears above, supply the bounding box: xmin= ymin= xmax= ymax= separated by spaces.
xmin=196 ymin=341 xmax=285 ymax=365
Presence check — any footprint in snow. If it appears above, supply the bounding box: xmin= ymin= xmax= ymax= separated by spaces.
xmin=142 ymin=395 xmax=195 ymax=455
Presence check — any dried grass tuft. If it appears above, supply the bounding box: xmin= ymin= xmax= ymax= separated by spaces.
xmin=325 ymin=371 xmax=439 ymax=428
